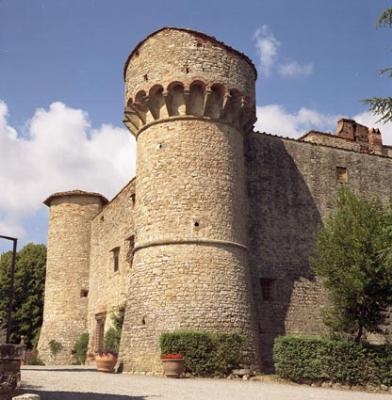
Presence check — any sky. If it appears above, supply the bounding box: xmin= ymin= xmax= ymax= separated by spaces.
xmin=0 ymin=0 xmax=391 ymax=253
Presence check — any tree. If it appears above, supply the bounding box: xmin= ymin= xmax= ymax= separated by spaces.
xmin=0 ymin=243 xmax=46 ymax=347
xmin=310 ymin=188 xmax=392 ymax=341
xmin=363 ymin=8 xmax=392 ymax=122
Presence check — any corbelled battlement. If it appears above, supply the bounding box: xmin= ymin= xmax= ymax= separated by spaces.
xmin=123 ymin=28 xmax=256 ymax=137
xmin=124 ymin=80 xmax=255 ymax=136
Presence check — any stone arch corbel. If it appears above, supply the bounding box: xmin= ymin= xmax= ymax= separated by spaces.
xmin=166 ymin=81 xmax=186 ymax=116
xmin=187 ymin=80 xmax=206 ymax=116
xmin=222 ymin=88 xmax=242 ymax=124
xmin=205 ymin=83 xmax=226 ymax=119
xmin=134 ymin=91 xmax=148 ymax=125
xmin=239 ymin=95 xmax=254 ymax=130
xmin=147 ymin=85 xmax=167 ymax=120
xmin=124 ymin=99 xmax=141 ymax=134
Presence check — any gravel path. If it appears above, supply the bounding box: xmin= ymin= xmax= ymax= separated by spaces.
xmin=19 ymin=366 xmax=390 ymax=400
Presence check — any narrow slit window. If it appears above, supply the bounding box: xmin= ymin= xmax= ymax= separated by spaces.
xmin=112 ymin=247 xmax=120 ymax=272
xmin=126 ymin=235 xmax=135 ymax=268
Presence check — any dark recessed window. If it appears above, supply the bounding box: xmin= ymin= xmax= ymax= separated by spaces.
xmin=80 ymin=289 xmax=89 ymax=298
xmin=130 ymin=193 xmax=136 ymax=207
xmin=260 ymin=278 xmax=275 ymax=302
xmin=112 ymin=247 xmax=120 ymax=272
xmin=126 ymin=235 xmax=135 ymax=268
xmin=336 ymin=167 xmax=348 ymax=183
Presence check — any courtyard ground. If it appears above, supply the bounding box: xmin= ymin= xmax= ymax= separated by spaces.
xmin=20 ymin=366 xmax=390 ymax=400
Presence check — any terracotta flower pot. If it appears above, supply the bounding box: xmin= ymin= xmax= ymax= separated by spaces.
xmin=162 ymin=358 xmax=185 ymax=378
xmin=95 ymin=353 xmax=117 ymax=373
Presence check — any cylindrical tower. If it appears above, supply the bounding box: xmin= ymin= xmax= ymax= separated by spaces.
xmin=38 ymin=190 xmax=107 ymax=364
xmin=120 ymin=28 xmax=261 ymax=372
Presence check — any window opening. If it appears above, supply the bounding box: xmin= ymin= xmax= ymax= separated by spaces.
xmin=336 ymin=167 xmax=348 ymax=183
xmin=260 ymin=278 xmax=275 ymax=302
xmin=112 ymin=247 xmax=120 ymax=272
xmin=126 ymin=235 xmax=135 ymax=268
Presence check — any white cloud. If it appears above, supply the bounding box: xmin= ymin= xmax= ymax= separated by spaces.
xmin=255 ymin=104 xmax=340 ymax=137
xmin=0 ymin=100 xmax=136 ymax=239
xmin=253 ymin=25 xmax=280 ymax=77
xmin=253 ymin=25 xmax=314 ymax=78
xmin=278 ymin=61 xmax=314 ymax=78
xmin=255 ymin=105 xmax=392 ymax=145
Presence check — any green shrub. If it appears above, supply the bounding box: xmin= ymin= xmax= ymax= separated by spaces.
xmin=274 ymin=336 xmax=326 ymax=382
xmin=72 ymin=333 xmax=89 ymax=365
xmin=160 ymin=331 xmax=244 ymax=375
xmin=274 ymin=335 xmax=392 ymax=386
xmin=104 ymin=327 xmax=121 ymax=353
xmin=48 ymin=339 xmax=63 ymax=358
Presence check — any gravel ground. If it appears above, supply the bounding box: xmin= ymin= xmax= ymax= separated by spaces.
xmin=19 ymin=366 xmax=391 ymax=400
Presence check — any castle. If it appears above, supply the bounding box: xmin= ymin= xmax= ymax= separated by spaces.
xmin=37 ymin=28 xmax=392 ymax=372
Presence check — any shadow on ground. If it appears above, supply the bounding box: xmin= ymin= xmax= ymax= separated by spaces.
xmin=20 ymin=390 xmax=147 ymax=400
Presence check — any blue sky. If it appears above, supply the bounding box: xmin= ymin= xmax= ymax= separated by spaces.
xmin=0 ymin=0 xmax=391 ymax=252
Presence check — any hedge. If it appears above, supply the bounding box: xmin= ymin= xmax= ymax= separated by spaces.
xmin=274 ymin=335 xmax=392 ymax=386
xmin=160 ymin=331 xmax=244 ymax=375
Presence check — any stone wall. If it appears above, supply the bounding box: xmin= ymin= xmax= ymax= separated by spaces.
xmin=120 ymin=28 xmax=260 ymax=372
xmin=38 ymin=192 xmax=106 ymax=364
xmin=87 ymin=180 xmax=135 ymax=352
xmin=247 ymin=132 xmax=392 ymax=369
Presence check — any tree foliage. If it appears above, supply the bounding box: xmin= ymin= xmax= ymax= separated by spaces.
xmin=311 ymin=188 xmax=392 ymax=341
xmin=363 ymin=8 xmax=392 ymax=122
xmin=0 ymin=243 xmax=46 ymax=347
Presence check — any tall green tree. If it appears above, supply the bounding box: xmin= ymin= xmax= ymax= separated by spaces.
xmin=311 ymin=188 xmax=392 ymax=341
xmin=364 ymin=8 xmax=392 ymax=122
xmin=0 ymin=243 xmax=46 ymax=347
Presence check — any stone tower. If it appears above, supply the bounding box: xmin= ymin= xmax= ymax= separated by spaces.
xmin=120 ymin=28 xmax=261 ymax=372
xmin=38 ymin=190 xmax=107 ymax=364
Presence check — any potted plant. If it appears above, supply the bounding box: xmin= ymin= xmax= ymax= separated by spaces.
xmin=95 ymin=326 xmax=120 ymax=373
xmin=95 ymin=348 xmax=118 ymax=373
xmin=161 ymin=353 xmax=185 ymax=378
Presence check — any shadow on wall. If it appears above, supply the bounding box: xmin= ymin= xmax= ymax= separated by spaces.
xmin=246 ymin=133 xmax=324 ymax=371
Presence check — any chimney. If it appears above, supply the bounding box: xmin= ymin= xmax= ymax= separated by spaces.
xmin=336 ymin=118 xmax=356 ymax=141
xmin=368 ymin=127 xmax=383 ymax=155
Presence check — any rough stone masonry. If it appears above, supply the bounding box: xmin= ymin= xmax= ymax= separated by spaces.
xmin=37 ymin=27 xmax=392 ymax=372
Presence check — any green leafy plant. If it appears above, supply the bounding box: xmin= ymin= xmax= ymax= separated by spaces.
xmin=48 ymin=339 xmax=63 ymax=359
xmin=72 ymin=332 xmax=89 ymax=365
xmin=103 ymin=327 xmax=120 ymax=354
xmin=274 ymin=335 xmax=392 ymax=386
xmin=160 ymin=331 xmax=244 ymax=376
xmin=311 ymin=188 xmax=392 ymax=341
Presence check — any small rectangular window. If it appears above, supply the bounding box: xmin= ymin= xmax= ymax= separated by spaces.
xmin=260 ymin=278 xmax=275 ymax=302
xmin=80 ymin=289 xmax=89 ymax=298
xmin=112 ymin=247 xmax=120 ymax=272
xmin=336 ymin=167 xmax=348 ymax=183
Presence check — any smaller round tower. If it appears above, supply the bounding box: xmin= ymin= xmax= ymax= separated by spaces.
xmin=38 ymin=190 xmax=107 ymax=364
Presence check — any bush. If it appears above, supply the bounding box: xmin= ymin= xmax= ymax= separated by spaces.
xmin=274 ymin=336 xmax=326 ymax=382
xmin=274 ymin=335 xmax=392 ymax=386
xmin=48 ymin=339 xmax=63 ymax=358
xmin=72 ymin=333 xmax=89 ymax=365
xmin=103 ymin=327 xmax=121 ymax=353
xmin=160 ymin=331 xmax=244 ymax=375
